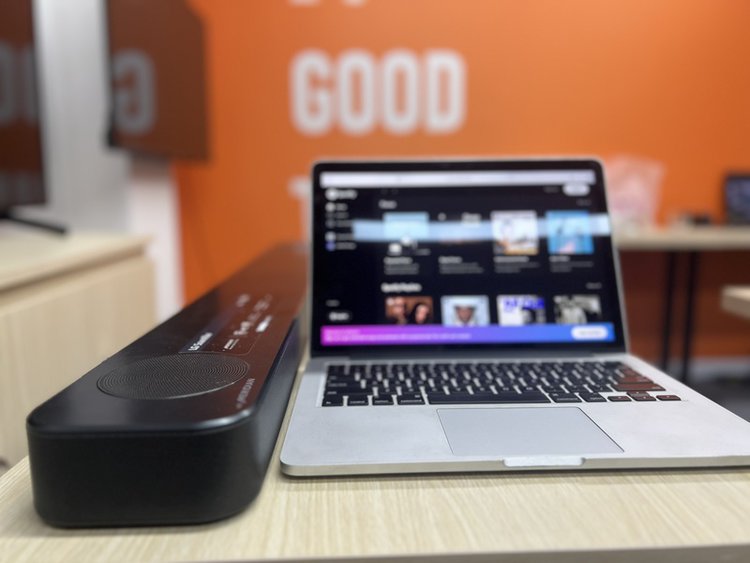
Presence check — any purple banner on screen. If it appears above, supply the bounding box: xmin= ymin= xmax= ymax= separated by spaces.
xmin=321 ymin=323 xmax=615 ymax=346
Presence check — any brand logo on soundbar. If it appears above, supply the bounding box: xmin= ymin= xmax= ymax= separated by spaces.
xmin=235 ymin=293 xmax=251 ymax=308
xmin=188 ymin=332 xmax=213 ymax=351
xmin=235 ymin=378 xmax=257 ymax=409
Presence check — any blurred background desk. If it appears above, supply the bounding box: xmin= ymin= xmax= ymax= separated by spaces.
xmin=0 ymin=226 xmax=156 ymax=472
xmin=615 ymin=226 xmax=750 ymax=383
xmin=723 ymin=286 xmax=750 ymax=321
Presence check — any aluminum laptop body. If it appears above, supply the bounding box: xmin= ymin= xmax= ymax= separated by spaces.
xmin=281 ymin=159 xmax=750 ymax=476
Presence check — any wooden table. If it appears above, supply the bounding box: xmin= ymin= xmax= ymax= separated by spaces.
xmin=0 ymin=226 xmax=156 ymax=469
xmin=1 ymin=439 xmax=750 ymax=562
xmin=722 ymin=286 xmax=750 ymax=320
xmin=614 ymin=226 xmax=750 ymax=382
xmin=614 ymin=225 xmax=750 ymax=251
xmin=2 ymin=370 xmax=750 ymax=563
xmin=2 ymin=227 xmax=750 ymax=561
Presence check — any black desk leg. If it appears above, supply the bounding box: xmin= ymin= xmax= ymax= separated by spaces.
xmin=680 ymin=251 xmax=700 ymax=383
xmin=660 ymin=252 xmax=677 ymax=373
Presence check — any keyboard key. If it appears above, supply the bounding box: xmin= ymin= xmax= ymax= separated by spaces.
xmin=397 ymin=394 xmax=425 ymax=405
xmin=613 ymin=383 xmax=665 ymax=392
xmin=618 ymin=367 xmax=647 ymax=378
xmin=322 ymin=397 xmax=344 ymax=407
xmin=548 ymin=393 xmax=581 ymax=403
xmin=347 ymin=395 xmax=369 ymax=406
xmin=610 ymin=366 xmax=665 ymax=392
xmin=579 ymin=392 xmax=607 ymax=402
xmin=326 ymin=364 xmax=346 ymax=376
xmin=608 ymin=395 xmax=632 ymax=402
xmin=324 ymin=391 xmax=344 ymax=402
xmin=656 ymin=395 xmax=681 ymax=401
xmin=628 ymin=392 xmax=657 ymax=401
xmin=427 ymin=391 xmax=549 ymax=404
xmin=372 ymin=397 xmax=394 ymax=405
xmin=325 ymin=380 xmax=361 ymax=390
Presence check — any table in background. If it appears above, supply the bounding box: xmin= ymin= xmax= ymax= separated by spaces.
xmin=0 ymin=226 xmax=156 ymax=470
xmin=722 ymin=286 xmax=750 ymax=321
xmin=614 ymin=225 xmax=750 ymax=383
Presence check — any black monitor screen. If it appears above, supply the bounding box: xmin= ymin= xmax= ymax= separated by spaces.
xmin=725 ymin=175 xmax=750 ymax=225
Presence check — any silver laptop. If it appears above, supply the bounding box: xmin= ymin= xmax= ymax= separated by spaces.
xmin=281 ymin=158 xmax=750 ymax=476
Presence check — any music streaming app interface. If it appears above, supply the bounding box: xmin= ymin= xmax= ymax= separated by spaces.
xmin=314 ymin=168 xmax=620 ymax=347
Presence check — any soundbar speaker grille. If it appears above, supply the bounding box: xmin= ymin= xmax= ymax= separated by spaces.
xmin=97 ymin=354 xmax=249 ymax=400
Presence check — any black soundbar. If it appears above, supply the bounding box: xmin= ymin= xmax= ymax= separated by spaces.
xmin=27 ymin=243 xmax=307 ymax=527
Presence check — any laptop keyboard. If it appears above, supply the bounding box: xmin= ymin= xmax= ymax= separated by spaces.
xmin=321 ymin=361 xmax=682 ymax=406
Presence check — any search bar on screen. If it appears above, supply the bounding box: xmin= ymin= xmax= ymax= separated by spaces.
xmin=320 ymin=170 xmax=596 ymax=188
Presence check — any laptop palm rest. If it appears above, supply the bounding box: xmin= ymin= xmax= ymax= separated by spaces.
xmin=437 ymin=408 xmax=623 ymax=463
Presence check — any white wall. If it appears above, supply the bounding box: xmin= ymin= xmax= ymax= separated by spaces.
xmin=17 ymin=0 xmax=183 ymax=321
xmin=127 ymin=159 xmax=184 ymax=320
xmin=24 ymin=0 xmax=129 ymax=231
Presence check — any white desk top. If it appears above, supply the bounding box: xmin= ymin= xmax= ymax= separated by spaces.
xmin=614 ymin=225 xmax=750 ymax=251
xmin=722 ymin=286 xmax=750 ymax=320
xmin=0 ymin=226 xmax=149 ymax=292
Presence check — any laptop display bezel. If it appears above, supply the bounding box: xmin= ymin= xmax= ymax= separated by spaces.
xmin=309 ymin=158 xmax=628 ymax=356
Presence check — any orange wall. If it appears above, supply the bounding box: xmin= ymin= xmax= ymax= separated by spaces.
xmin=175 ymin=0 xmax=750 ymax=359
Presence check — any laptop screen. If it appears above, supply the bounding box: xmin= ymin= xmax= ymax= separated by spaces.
xmin=311 ymin=160 xmax=627 ymax=353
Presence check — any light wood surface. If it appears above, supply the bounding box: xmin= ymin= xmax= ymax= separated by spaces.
xmin=1 ymin=373 xmax=750 ymax=563
xmin=3 ymin=227 xmax=750 ymax=562
xmin=614 ymin=225 xmax=750 ymax=251
xmin=722 ymin=286 xmax=750 ymax=320
xmin=0 ymin=225 xmax=150 ymax=291
xmin=0 ymin=228 xmax=156 ymax=469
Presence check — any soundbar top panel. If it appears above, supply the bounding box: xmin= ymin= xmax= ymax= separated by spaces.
xmin=28 ymin=243 xmax=308 ymax=433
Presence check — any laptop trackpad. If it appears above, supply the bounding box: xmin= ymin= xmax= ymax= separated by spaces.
xmin=438 ymin=408 xmax=622 ymax=459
